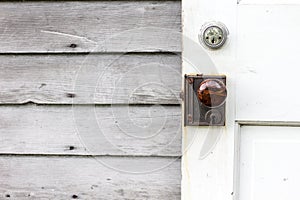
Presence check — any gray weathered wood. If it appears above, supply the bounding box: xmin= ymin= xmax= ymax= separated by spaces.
xmin=0 ymin=1 xmax=181 ymax=53
xmin=0 ymin=156 xmax=181 ymax=199
xmin=0 ymin=105 xmax=181 ymax=156
xmin=0 ymin=54 xmax=181 ymax=104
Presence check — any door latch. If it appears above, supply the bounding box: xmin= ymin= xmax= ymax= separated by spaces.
xmin=184 ymin=74 xmax=227 ymax=126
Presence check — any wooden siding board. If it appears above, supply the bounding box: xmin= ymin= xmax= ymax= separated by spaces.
xmin=0 ymin=105 xmax=181 ymax=156
xmin=0 ymin=54 xmax=181 ymax=104
xmin=0 ymin=1 xmax=181 ymax=53
xmin=0 ymin=1 xmax=182 ymax=198
xmin=0 ymin=156 xmax=181 ymax=199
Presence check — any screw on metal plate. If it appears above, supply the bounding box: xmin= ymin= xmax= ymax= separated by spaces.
xmin=199 ymin=22 xmax=229 ymax=49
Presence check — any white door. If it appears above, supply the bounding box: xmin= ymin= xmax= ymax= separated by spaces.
xmin=182 ymin=0 xmax=300 ymax=200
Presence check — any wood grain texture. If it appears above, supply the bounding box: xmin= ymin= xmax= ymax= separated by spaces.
xmin=0 ymin=104 xmax=181 ymax=156
xmin=0 ymin=156 xmax=181 ymax=199
xmin=0 ymin=1 xmax=181 ymax=53
xmin=0 ymin=54 xmax=181 ymax=104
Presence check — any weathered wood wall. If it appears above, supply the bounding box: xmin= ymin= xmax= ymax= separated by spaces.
xmin=0 ymin=54 xmax=181 ymax=104
xmin=0 ymin=1 xmax=181 ymax=199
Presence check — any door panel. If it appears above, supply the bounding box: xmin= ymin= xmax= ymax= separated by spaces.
xmin=239 ymin=0 xmax=300 ymax=5
xmin=239 ymin=125 xmax=300 ymax=200
xmin=183 ymin=0 xmax=300 ymax=199
xmin=236 ymin=5 xmax=300 ymax=121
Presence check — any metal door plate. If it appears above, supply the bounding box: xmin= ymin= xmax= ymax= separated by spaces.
xmin=184 ymin=74 xmax=226 ymax=126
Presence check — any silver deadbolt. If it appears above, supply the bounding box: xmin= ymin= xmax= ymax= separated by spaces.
xmin=199 ymin=22 xmax=229 ymax=49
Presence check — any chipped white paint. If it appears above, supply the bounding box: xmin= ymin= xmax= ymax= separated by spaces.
xmin=0 ymin=54 xmax=181 ymax=104
xmin=0 ymin=1 xmax=181 ymax=53
xmin=0 ymin=105 xmax=181 ymax=156
xmin=0 ymin=156 xmax=181 ymax=199
xmin=41 ymin=30 xmax=97 ymax=44
xmin=182 ymin=0 xmax=236 ymax=199
xmin=0 ymin=1 xmax=182 ymax=199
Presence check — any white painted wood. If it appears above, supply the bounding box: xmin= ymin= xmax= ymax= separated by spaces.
xmin=236 ymin=5 xmax=300 ymax=121
xmin=239 ymin=0 xmax=300 ymax=5
xmin=0 ymin=1 xmax=181 ymax=53
xmin=239 ymin=125 xmax=300 ymax=200
xmin=0 ymin=105 xmax=181 ymax=156
xmin=183 ymin=0 xmax=300 ymax=200
xmin=182 ymin=0 xmax=236 ymax=199
xmin=0 ymin=54 xmax=181 ymax=104
xmin=0 ymin=156 xmax=181 ymax=199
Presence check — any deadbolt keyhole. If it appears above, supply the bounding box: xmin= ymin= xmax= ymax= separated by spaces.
xmin=199 ymin=22 xmax=228 ymax=49
xmin=204 ymin=26 xmax=223 ymax=47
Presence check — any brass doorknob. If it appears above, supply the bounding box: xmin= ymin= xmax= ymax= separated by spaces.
xmin=197 ymin=79 xmax=227 ymax=107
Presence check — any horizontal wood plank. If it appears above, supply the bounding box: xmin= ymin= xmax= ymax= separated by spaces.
xmin=0 ymin=54 xmax=181 ymax=104
xmin=0 ymin=156 xmax=181 ymax=199
xmin=0 ymin=1 xmax=181 ymax=53
xmin=0 ymin=105 xmax=181 ymax=156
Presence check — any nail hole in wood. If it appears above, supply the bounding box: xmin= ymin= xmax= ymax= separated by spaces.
xmin=66 ymin=93 xmax=76 ymax=98
xmin=39 ymin=83 xmax=46 ymax=89
xmin=69 ymin=44 xmax=77 ymax=48
xmin=69 ymin=146 xmax=75 ymax=150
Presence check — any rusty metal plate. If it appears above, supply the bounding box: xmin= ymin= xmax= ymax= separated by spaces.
xmin=184 ymin=74 xmax=226 ymax=126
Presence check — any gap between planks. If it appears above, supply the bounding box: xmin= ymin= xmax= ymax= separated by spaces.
xmin=0 ymin=153 xmax=181 ymax=158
